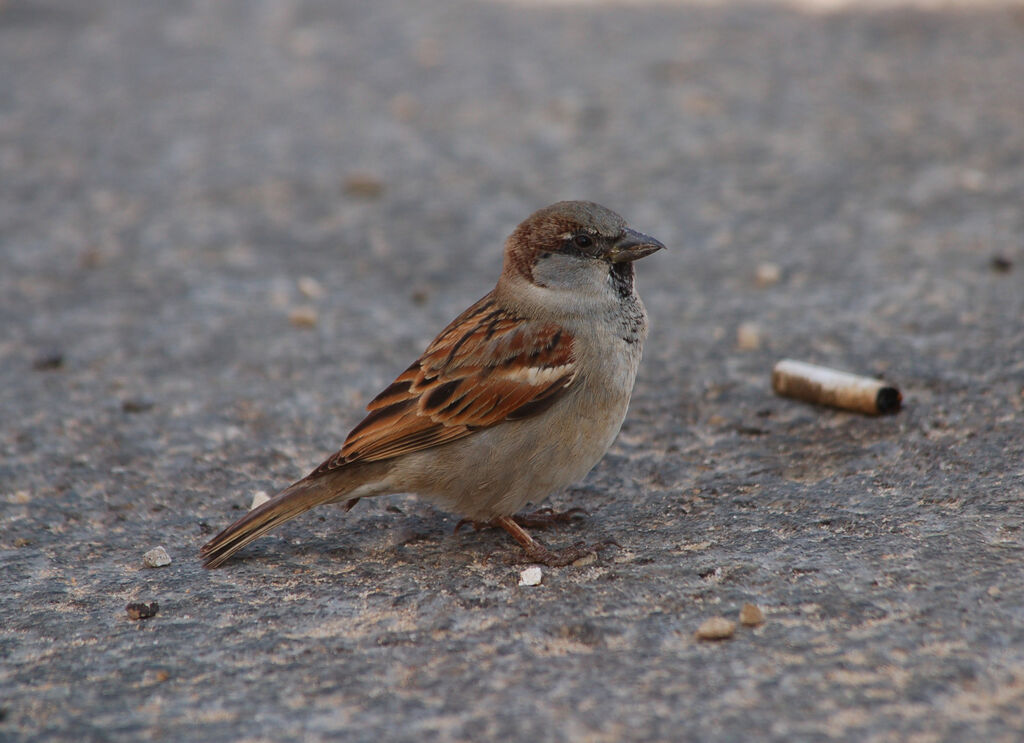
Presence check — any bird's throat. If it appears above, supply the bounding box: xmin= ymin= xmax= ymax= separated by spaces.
xmin=609 ymin=261 xmax=636 ymax=300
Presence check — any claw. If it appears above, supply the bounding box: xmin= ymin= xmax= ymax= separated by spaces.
xmin=453 ymin=510 xmax=613 ymax=567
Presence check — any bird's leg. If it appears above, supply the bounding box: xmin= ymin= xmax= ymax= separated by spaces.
xmin=491 ymin=515 xmax=614 ymax=567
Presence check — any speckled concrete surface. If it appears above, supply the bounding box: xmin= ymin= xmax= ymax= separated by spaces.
xmin=2 ymin=1 xmax=1024 ymax=741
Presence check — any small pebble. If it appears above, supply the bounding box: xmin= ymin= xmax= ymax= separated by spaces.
xmin=695 ymin=616 xmax=736 ymax=641
xmin=79 ymin=246 xmax=105 ymax=269
xmin=739 ymin=603 xmax=765 ymax=626
xmin=297 ymin=276 xmax=325 ymax=300
xmin=32 ymin=351 xmax=64 ymax=371
xmin=518 ymin=566 xmax=543 ymax=586
xmin=143 ymin=669 xmax=171 ymax=684
xmin=736 ymin=322 xmax=762 ymax=351
xmin=754 ymin=262 xmax=781 ymax=287
xmin=288 ymin=306 xmax=319 ymax=328
xmin=122 ymin=397 xmax=155 ymax=413
xmin=343 ymin=173 xmax=384 ymax=198
xmin=126 ymin=601 xmax=159 ymax=620
xmin=142 ymin=546 xmax=171 ymax=568
xmin=250 ymin=491 xmax=271 ymax=510
xmin=990 ymin=255 xmax=1013 ymax=274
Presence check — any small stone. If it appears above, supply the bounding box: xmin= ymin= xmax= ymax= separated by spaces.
xmin=736 ymin=322 xmax=761 ymax=351
xmin=754 ymin=262 xmax=781 ymax=287
xmin=343 ymin=173 xmax=384 ymax=198
xmin=142 ymin=546 xmax=172 ymax=568
xmin=571 ymin=553 xmax=597 ymax=567
xmin=79 ymin=246 xmax=105 ymax=269
xmin=990 ymin=255 xmax=1012 ymax=274
xmin=518 ymin=566 xmax=543 ymax=586
xmin=739 ymin=603 xmax=765 ymax=626
xmin=695 ymin=616 xmax=736 ymax=641
xmin=297 ymin=276 xmax=325 ymax=300
xmin=122 ymin=397 xmax=155 ymax=413
xmin=250 ymin=491 xmax=271 ymax=510
xmin=32 ymin=351 xmax=64 ymax=371
xmin=288 ymin=306 xmax=318 ymax=328
xmin=677 ymin=541 xmax=712 ymax=552
xmin=143 ymin=668 xmax=171 ymax=684
xmin=126 ymin=601 xmax=159 ymax=620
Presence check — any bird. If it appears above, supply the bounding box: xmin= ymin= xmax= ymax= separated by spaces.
xmin=200 ymin=201 xmax=664 ymax=568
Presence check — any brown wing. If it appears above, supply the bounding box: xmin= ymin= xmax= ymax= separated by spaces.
xmin=310 ymin=293 xmax=576 ymax=476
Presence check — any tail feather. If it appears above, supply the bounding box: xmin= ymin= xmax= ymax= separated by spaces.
xmin=200 ymin=471 xmax=368 ymax=568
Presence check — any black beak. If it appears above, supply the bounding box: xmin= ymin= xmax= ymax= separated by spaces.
xmin=607 ymin=227 xmax=666 ymax=263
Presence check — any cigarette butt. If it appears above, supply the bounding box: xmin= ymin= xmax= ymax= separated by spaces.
xmin=772 ymin=360 xmax=901 ymax=415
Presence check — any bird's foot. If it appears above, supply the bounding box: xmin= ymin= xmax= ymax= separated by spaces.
xmin=506 ymin=538 xmax=618 ymax=567
xmin=489 ymin=514 xmax=617 ymax=567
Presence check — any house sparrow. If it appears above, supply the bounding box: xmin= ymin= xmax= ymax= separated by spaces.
xmin=201 ymin=201 xmax=664 ymax=568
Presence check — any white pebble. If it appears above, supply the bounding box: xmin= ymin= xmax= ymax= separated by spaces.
xmin=297 ymin=276 xmax=325 ymax=300
xmin=142 ymin=546 xmax=171 ymax=568
xmin=518 ymin=566 xmax=543 ymax=586
xmin=755 ymin=262 xmax=781 ymax=287
xmin=288 ymin=306 xmax=319 ymax=328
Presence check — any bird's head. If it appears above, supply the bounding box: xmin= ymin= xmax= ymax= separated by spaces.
xmin=502 ymin=201 xmax=665 ymax=292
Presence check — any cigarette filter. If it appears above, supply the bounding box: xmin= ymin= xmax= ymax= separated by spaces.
xmin=772 ymin=359 xmax=901 ymax=415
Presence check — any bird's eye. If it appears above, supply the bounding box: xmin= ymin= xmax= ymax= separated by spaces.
xmin=573 ymin=234 xmax=593 ymax=248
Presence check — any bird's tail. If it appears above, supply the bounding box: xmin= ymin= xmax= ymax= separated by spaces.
xmin=200 ymin=467 xmax=374 ymax=569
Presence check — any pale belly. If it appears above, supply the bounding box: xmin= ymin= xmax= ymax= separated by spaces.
xmin=391 ymin=379 xmax=633 ymax=520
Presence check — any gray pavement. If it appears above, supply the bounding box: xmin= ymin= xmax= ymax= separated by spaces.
xmin=2 ymin=1 xmax=1024 ymax=741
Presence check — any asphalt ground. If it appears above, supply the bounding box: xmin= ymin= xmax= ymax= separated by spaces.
xmin=2 ymin=1 xmax=1023 ymax=741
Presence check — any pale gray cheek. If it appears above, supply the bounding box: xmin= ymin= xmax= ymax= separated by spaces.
xmin=531 ymin=253 xmax=606 ymax=290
